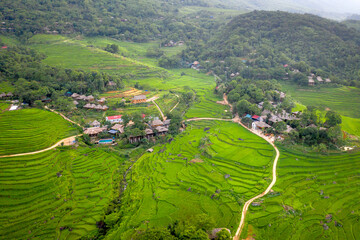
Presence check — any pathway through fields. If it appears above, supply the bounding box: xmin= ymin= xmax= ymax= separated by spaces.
xmin=152 ymin=100 xmax=165 ymax=120
xmin=186 ymin=95 xmax=280 ymax=240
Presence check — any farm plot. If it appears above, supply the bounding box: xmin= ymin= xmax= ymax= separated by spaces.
xmin=185 ymin=90 xmax=231 ymax=119
xmin=107 ymin=121 xmax=275 ymax=239
xmin=0 ymin=148 xmax=124 ymax=240
xmin=0 ymin=109 xmax=78 ymax=155
xmin=281 ymin=83 xmax=360 ymax=118
xmin=28 ymin=35 xmax=162 ymax=77
xmin=156 ymin=93 xmax=179 ymax=113
xmin=242 ymin=147 xmax=360 ymax=240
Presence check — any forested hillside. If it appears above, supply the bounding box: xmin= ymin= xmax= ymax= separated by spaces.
xmin=0 ymin=0 xmax=225 ymax=42
xmin=181 ymin=11 xmax=360 ymax=85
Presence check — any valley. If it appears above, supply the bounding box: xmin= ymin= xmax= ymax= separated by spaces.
xmin=0 ymin=2 xmax=360 ymax=240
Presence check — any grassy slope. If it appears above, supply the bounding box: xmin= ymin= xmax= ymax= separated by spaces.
xmin=242 ymin=147 xmax=360 ymax=239
xmin=0 ymin=109 xmax=78 ymax=155
xmin=0 ymin=148 xmax=124 ymax=239
xmin=107 ymin=121 xmax=275 ymax=238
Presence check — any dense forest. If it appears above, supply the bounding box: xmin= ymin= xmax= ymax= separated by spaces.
xmin=180 ymin=11 xmax=360 ymax=86
xmin=0 ymin=0 xmax=225 ymax=42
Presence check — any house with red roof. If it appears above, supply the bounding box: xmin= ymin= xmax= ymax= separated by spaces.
xmin=106 ymin=115 xmax=123 ymax=124
xmin=252 ymin=115 xmax=261 ymax=121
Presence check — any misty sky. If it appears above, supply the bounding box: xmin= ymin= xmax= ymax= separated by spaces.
xmin=309 ymin=0 xmax=360 ymax=13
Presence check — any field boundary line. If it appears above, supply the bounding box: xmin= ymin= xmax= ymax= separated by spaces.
xmin=45 ymin=106 xmax=83 ymax=128
xmin=170 ymin=94 xmax=180 ymax=113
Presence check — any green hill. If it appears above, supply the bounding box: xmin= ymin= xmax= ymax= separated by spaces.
xmin=183 ymin=11 xmax=360 ymax=83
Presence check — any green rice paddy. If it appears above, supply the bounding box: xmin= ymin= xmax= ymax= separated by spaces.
xmin=28 ymin=35 xmax=163 ymax=78
xmin=107 ymin=121 xmax=275 ymax=238
xmin=281 ymin=82 xmax=360 ymax=118
xmin=0 ymin=148 xmax=124 ymax=239
xmin=0 ymin=109 xmax=78 ymax=155
xmin=242 ymin=147 xmax=360 ymax=239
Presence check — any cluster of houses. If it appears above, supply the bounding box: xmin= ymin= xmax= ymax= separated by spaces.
xmin=70 ymin=93 xmax=109 ymax=110
xmin=163 ymin=40 xmax=185 ymax=47
xmin=308 ymin=73 xmax=331 ymax=86
xmin=0 ymin=92 xmax=13 ymax=99
xmin=83 ymin=115 xmax=171 ymax=144
xmin=246 ymin=109 xmax=300 ymax=134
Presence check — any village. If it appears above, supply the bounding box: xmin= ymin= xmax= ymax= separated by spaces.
xmin=67 ymin=91 xmax=175 ymax=146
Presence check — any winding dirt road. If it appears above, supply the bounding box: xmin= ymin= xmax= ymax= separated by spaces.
xmin=186 ymin=97 xmax=280 ymax=240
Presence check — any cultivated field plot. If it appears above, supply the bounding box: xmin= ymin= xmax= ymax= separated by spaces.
xmin=341 ymin=116 xmax=360 ymax=137
xmin=281 ymin=83 xmax=360 ymax=118
xmin=185 ymin=90 xmax=231 ymax=119
xmin=243 ymin=147 xmax=360 ymax=240
xmin=0 ymin=109 xmax=78 ymax=155
xmin=0 ymin=102 xmax=9 ymax=111
xmin=0 ymin=148 xmax=124 ymax=239
xmin=111 ymin=121 xmax=275 ymax=238
xmin=102 ymin=88 xmax=145 ymax=99
xmin=156 ymin=93 xmax=179 ymax=113
xmin=28 ymin=35 xmax=161 ymax=77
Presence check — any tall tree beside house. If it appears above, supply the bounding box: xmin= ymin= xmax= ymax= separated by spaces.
xmin=325 ymin=111 xmax=342 ymax=127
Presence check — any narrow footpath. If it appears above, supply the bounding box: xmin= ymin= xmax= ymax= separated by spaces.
xmin=152 ymin=100 xmax=165 ymax=120
xmin=186 ymin=95 xmax=280 ymax=240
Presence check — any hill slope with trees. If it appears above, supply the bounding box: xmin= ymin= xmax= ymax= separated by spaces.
xmin=181 ymin=11 xmax=360 ymax=85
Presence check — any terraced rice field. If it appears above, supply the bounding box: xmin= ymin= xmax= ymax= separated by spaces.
xmin=341 ymin=116 xmax=360 ymax=137
xmin=281 ymin=83 xmax=360 ymax=118
xmin=156 ymin=94 xmax=179 ymax=113
xmin=0 ymin=148 xmax=124 ymax=239
xmin=242 ymin=147 xmax=360 ymax=240
xmin=185 ymin=90 xmax=231 ymax=119
xmin=0 ymin=102 xmax=9 ymax=111
xmin=108 ymin=121 xmax=275 ymax=239
xmin=28 ymin=35 xmax=162 ymax=77
xmin=0 ymin=109 xmax=78 ymax=155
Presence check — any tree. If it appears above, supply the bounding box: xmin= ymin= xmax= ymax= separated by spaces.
xmin=274 ymin=121 xmax=287 ymax=133
xmin=216 ymin=229 xmax=231 ymax=240
xmin=292 ymin=73 xmax=308 ymax=86
xmin=105 ymin=44 xmax=119 ymax=54
xmin=236 ymin=99 xmax=251 ymax=115
xmin=325 ymin=111 xmax=342 ymax=127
